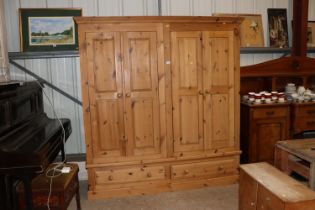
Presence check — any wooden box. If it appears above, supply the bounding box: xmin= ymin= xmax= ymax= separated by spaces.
xmin=240 ymin=162 xmax=315 ymax=210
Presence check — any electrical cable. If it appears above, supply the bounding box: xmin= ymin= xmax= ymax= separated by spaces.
xmin=35 ymin=81 xmax=68 ymax=210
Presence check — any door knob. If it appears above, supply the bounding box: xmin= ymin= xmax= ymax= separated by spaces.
xmin=117 ymin=93 xmax=123 ymax=98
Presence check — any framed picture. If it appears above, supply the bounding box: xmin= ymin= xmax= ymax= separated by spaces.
xmin=267 ymin=8 xmax=289 ymax=48
xmin=213 ymin=13 xmax=264 ymax=47
xmin=19 ymin=8 xmax=82 ymax=52
xmin=307 ymin=21 xmax=315 ymax=47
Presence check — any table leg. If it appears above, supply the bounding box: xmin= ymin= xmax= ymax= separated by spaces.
xmin=310 ymin=162 xmax=315 ymax=190
xmin=22 ymin=176 xmax=34 ymax=210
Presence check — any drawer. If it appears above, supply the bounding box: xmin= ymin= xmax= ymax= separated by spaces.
xmin=294 ymin=105 xmax=315 ymax=117
xmin=293 ymin=117 xmax=315 ymax=132
xmin=171 ymin=159 xmax=237 ymax=180
xmin=94 ymin=166 xmax=166 ymax=184
xmin=252 ymin=107 xmax=288 ymax=119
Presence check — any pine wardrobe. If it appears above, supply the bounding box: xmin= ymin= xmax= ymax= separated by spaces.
xmin=75 ymin=16 xmax=242 ymax=199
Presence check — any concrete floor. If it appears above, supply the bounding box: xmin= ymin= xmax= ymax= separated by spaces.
xmin=68 ymin=182 xmax=238 ymax=210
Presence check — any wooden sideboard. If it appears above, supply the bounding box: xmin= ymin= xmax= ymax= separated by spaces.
xmin=75 ymin=16 xmax=242 ymax=199
xmin=241 ymin=102 xmax=290 ymax=164
xmin=240 ymin=56 xmax=315 ymax=164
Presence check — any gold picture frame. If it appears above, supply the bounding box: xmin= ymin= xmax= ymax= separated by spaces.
xmin=307 ymin=21 xmax=315 ymax=47
xmin=213 ymin=13 xmax=265 ymax=47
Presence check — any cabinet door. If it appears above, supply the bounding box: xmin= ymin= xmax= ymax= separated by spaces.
xmin=239 ymin=169 xmax=258 ymax=210
xmin=171 ymin=31 xmax=204 ymax=153
xmin=252 ymin=118 xmax=288 ymax=164
xmin=203 ymin=31 xmax=235 ymax=149
xmin=123 ymin=31 xmax=164 ymax=158
xmin=86 ymin=32 xmax=125 ymax=161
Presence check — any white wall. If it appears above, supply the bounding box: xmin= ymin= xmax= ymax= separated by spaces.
xmin=3 ymin=0 xmax=313 ymax=154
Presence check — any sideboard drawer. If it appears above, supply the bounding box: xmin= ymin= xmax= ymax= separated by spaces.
xmin=294 ymin=117 xmax=315 ymax=133
xmin=252 ymin=108 xmax=288 ymax=119
xmin=171 ymin=158 xmax=237 ymax=180
xmin=294 ymin=105 xmax=315 ymax=117
xmin=94 ymin=166 xmax=166 ymax=184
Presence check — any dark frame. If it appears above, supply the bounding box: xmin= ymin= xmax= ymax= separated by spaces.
xmin=19 ymin=8 xmax=82 ymax=52
xmin=267 ymin=8 xmax=289 ymax=48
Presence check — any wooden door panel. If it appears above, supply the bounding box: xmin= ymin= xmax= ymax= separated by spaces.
xmin=96 ymin=100 xmax=124 ymax=157
xmin=203 ymin=31 xmax=235 ymax=150
xmin=129 ymin=38 xmax=152 ymax=91
xmin=171 ymin=32 xmax=204 ymax=153
xmin=123 ymin=31 xmax=162 ymax=157
xmin=254 ymin=120 xmax=286 ymax=163
xmin=94 ymin=38 xmax=118 ymax=92
xmin=86 ymin=32 xmax=125 ymax=160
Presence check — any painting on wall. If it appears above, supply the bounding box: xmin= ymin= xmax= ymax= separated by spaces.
xmin=267 ymin=8 xmax=289 ymax=48
xmin=19 ymin=8 xmax=82 ymax=52
xmin=213 ymin=13 xmax=264 ymax=47
xmin=307 ymin=21 xmax=315 ymax=47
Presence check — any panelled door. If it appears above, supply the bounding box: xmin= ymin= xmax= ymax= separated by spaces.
xmin=123 ymin=31 xmax=162 ymax=157
xmin=171 ymin=31 xmax=204 ymax=153
xmin=85 ymin=32 xmax=125 ymax=161
xmin=203 ymin=31 xmax=235 ymax=150
xmin=85 ymin=26 xmax=165 ymax=162
xmin=171 ymin=30 xmax=235 ymax=155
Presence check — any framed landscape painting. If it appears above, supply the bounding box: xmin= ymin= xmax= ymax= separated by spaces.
xmin=267 ymin=8 xmax=289 ymax=48
xmin=19 ymin=8 xmax=82 ymax=52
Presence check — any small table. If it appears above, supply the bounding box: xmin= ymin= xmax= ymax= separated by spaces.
xmin=275 ymin=139 xmax=315 ymax=190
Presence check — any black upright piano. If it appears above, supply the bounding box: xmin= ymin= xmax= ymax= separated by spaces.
xmin=0 ymin=81 xmax=71 ymax=210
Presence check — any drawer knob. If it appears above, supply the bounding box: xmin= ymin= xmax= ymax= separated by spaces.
xmin=218 ymin=166 xmax=224 ymax=171
xmin=117 ymin=92 xmax=123 ymax=98
xmin=266 ymin=197 xmax=271 ymax=201
xmin=184 ymin=170 xmax=189 ymax=175
xmin=147 ymin=172 xmax=152 ymax=178
xmin=205 ymin=90 xmax=210 ymax=94
xmin=108 ymin=175 xmax=113 ymax=181
xmin=307 ymin=110 xmax=315 ymax=115
xmin=198 ymin=90 xmax=204 ymax=96
xmin=307 ymin=121 xmax=315 ymax=126
xmin=266 ymin=111 xmax=274 ymax=116
xmin=250 ymin=202 xmax=255 ymax=206
xmin=126 ymin=93 xmax=131 ymax=97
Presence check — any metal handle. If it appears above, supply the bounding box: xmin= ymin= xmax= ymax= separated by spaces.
xmin=117 ymin=93 xmax=123 ymax=98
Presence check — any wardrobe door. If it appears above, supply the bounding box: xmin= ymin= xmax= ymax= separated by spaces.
xmin=123 ymin=31 xmax=163 ymax=158
xmin=86 ymin=32 xmax=125 ymax=162
xmin=203 ymin=31 xmax=235 ymax=150
xmin=171 ymin=31 xmax=204 ymax=154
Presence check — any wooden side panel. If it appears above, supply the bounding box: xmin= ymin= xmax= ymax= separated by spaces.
xmin=257 ymin=184 xmax=285 ymax=210
xmin=239 ymin=169 xmax=258 ymax=210
xmin=123 ymin=31 xmax=162 ymax=157
xmin=171 ymin=31 xmax=204 ymax=153
xmin=203 ymin=31 xmax=235 ymax=150
xmin=86 ymin=32 xmax=125 ymax=160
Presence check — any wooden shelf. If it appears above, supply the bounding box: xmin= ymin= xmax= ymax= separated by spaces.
xmin=8 ymin=51 xmax=79 ymax=60
xmin=240 ymin=47 xmax=315 ymax=54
